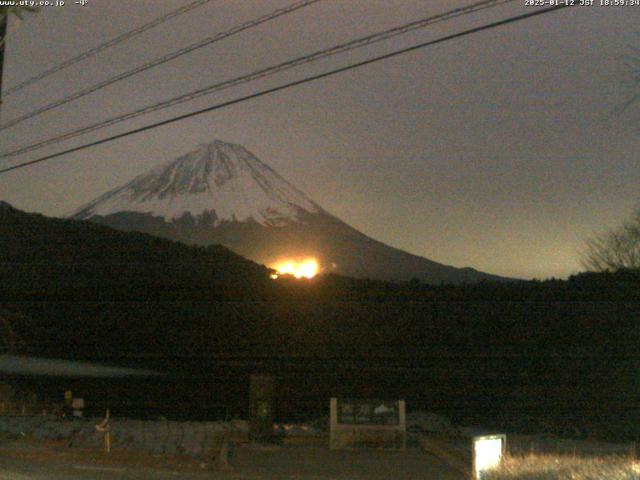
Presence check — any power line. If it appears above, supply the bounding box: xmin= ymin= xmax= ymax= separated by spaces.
xmin=0 ymin=4 xmax=572 ymax=176
xmin=2 ymin=0 xmax=214 ymax=97
xmin=0 ymin=0 xmax=322 ymax=132
xmin=0 ymin=0 xmax=513 ymax=159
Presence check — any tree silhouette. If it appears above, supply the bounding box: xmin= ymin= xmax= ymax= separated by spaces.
xmin=615 ymin=45 xmax=640 ymax=116
xmin=581 ymin=199 xmax=640 ymax=271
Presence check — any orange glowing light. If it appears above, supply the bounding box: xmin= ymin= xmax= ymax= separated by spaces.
xmin=272 ymin=258 xmax=319 ymax=279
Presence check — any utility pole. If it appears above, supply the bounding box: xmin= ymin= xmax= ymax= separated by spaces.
xmin=0 ymin=8 xmax=7 ymax=107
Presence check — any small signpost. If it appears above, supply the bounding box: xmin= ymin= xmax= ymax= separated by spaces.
xmin=249 ymin=374 xmax=275 ymax=443
xmin=329 ymin=398 xmax=406 ymax=450
xmin=95 ymin=409 xmax=111 ymax=453
xmin=63 ymin=390 xmax=73 ymax=417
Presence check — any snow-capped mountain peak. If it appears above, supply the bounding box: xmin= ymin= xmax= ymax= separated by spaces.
xmin=72 ymin=140 xmax=322 ymax=226
xmin=71 ymin=138 xmax=509 ymax=284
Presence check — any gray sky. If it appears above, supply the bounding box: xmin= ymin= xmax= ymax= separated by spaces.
xmin=0 ymin=0 xmax=638 ymax=280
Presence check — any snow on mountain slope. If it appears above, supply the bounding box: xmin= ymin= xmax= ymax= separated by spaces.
xmin=72 ymin=139 xmax=510 ymax=284
xmin=72 ymin=140 xmax=322 ymax=226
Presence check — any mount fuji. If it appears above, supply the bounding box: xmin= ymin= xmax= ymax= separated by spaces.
xmin=72 ymin=140 xmax=506 ymax=284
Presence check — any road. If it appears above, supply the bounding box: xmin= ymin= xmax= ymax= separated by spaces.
xmin=0 ymin=437 xmax=462 ymax=480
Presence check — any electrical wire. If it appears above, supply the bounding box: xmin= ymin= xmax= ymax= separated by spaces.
xmin=2 ymin=0 xmax=214 ymax=97
xmin=0 ymin=0 xmax=322 ymax=131
xmin=0 ymin=0 xmax=513 ymax=159
xmin=0 ymin=4 xmax=573 ymax=176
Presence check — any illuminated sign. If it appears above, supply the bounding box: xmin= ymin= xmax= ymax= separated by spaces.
xmin=473 ymin=434 xmax=506 ymax=479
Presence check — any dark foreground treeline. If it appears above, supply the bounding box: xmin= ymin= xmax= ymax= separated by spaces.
xmin=1 ymin=203 xmax=639 ymax=438
xmin=2 ymin=201 xmax=639 ymax=303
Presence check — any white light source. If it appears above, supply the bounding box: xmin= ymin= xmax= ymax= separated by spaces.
xmin=473 ymin=434 xmax=506 ymax=479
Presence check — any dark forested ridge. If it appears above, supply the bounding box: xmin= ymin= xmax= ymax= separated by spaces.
xmin=2 ymin=203 xmax=639 ymax=435
xmin=2 ymin=201 xmax=639 ymax=302
xmin=0 ymin=201 xmax=273 ymax=302
xmin=2 ymin=202 xmax=639 ymax=356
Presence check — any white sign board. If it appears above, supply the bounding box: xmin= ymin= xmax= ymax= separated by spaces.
xmin=329 ymin=398 xmax=406 ymax=450
xmin=473 ymin=434 xmax=506 ymax=479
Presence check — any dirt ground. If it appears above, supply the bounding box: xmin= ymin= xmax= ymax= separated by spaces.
xmin=0 ymin=433 xmax=634 ymax=480
xmin=0 ymin=436 xmax=463 ymax=480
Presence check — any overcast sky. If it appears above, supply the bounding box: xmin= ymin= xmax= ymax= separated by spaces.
xmin=0 ymin=0 xmax=638 ymax=280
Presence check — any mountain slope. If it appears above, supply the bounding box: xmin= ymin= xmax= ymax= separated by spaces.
xmin=0 ymin=200 xmax=271 ymax=302
xmin=72 ymin=140 xmax=508 ymax=284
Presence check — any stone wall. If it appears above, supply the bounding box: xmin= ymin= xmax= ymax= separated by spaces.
xmin=0 ymin=415 xmax=248 ymax=457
